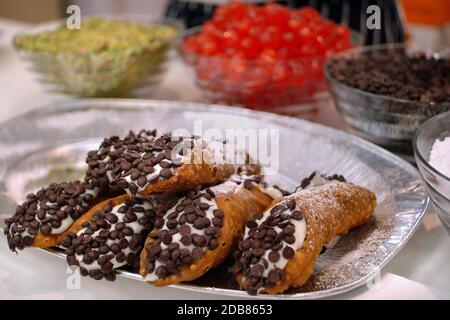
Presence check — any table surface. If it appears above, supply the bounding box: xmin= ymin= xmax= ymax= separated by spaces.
xmin=0 ymin=18 xmax=449 ymax=300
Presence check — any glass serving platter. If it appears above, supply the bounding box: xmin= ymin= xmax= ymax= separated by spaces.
xmin=0 ymin=99 xmax=428 ymax=299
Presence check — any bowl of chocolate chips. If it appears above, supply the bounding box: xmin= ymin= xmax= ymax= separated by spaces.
xmin=325 ymin=43 xmax=450 ymax=160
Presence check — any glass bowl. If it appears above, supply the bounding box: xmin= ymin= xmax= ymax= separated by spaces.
xmin=324 ymin=44 xmax=450 ymax=160
xmin=180 ymin=29 xmax=360 ymax=116
xmin=13 ymin=15 xmax=180 ymax=98
xmin=414 ymin=111 xmax=450 ymax=234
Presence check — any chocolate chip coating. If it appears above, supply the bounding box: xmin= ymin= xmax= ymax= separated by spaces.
xmin=61 ymin=194 xmax=177 ymax=281
xmin=5 ymin=181 xmax=99 ymax=252
xmin=84 ymin=131 xmax=197 ymax=195
xmin=144 ymin=187 xmax=225 ymax=280
xmin=232 ymin=197 xmax=307 ymax=295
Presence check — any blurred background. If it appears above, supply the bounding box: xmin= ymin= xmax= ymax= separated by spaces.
xmin=1 ymin=0 xmax=449 ymax=160
xmin=0 ymin=0 xmax=449 ymax=49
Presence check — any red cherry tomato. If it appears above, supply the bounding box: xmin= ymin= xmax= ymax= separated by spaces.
xmin=181 ymin=2 xmax=354 ymax=108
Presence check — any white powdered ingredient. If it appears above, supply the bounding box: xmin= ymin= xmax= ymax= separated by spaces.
xmin=429 ymin=136 xmax=450 ymax=178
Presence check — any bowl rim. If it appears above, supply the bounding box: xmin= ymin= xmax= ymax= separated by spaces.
xmin=13 ymin=13 xmax=183 ymax=53
xmin=323 ymin=42 xmax=450 ymax=107
xmin=413 ymin=109 xmax=450 ymax=184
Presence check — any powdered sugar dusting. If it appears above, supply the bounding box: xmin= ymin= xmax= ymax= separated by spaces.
xmin=429 ymin=136 xmax=450 ymax=178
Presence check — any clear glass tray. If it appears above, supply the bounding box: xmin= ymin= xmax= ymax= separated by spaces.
xmin=0 ymin=99 xmax=428 ymax=299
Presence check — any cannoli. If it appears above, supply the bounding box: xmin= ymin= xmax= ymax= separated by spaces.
xmin=59 ymin=193 xmax=178 ymax=281
xmin=4 ymin=181 xmax=101 ymax=251
xmin=84 ymin=130 xmax=259 ymax=197
xmin=232 ymin=178 xmax=377 ymax=295
xmin=296 ymin=171 xmax=346 ymax=191
xmin=140 ymin=174 xmax=285 ymax=286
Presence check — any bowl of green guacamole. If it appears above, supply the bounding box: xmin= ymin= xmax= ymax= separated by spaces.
xmin=14 ymin=15 xmax=180 ymax=97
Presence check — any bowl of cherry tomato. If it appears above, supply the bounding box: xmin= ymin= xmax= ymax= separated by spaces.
xmin=180 ymin=2 xmax=357 ymax=115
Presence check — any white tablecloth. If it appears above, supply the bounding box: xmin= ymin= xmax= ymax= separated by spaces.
xmin=0 ymin=18 xmax=448 ymax=300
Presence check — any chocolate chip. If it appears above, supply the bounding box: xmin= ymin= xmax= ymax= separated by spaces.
xmin=146 ymin=262 xmax=155 ymax=273
xmin=106 ymin=213 xmax=118 ymax=224
xmin=212 ymin=217 xmax=223 ymax=228
xmin=98 ymin=229 xmax=110 ymax=238
xmin=283 ymin=225 xmax=295 ymax=235
xmin=244 ymin=180 xmax=254 ymax=190
xmin=285 ymin=235 xmax=295 ymax=244
xmin=82 ymin=235 xmax=93 ymax=244
xmin=206 ymin=188 xmax=215 ymax=198
xmin=137 ymin=216 xmax=150 ymax=226
xmin=110 ymin=243 xmax=121 ymax=254
xmin=191 ymin=247 xmax=204 ymax=261
xmin=154 ymin=218 xmax=164 ymax=228
xmin=205 ymin=226 xmax=220 ymax=238
xmin=119 ymin=238 xmax=129 ymax=249
xmin=109 ymin=230 xmax=120 ymax=240
xmin=282 ymin=246 xmax=295 ymax=259
xmin=104 ymin=272 xmax=116 ymax=281
xmin=270 ymin=204 xmax=284 ymax=215
xmin=60 ymin=235 xmax=73 ymax=247
xmin=166 ymin=219 xmax=178 ymax=229
xmin=180 ymin=235 xmax=192 ymax=246
xmin=160 ymin=160 xmax=171 ymax=168
xmin=82 ymin=254 xmax=94 ymax=265
xmin=179 ymin=224 xmax=191 ymax=235
xmin=96 ymin=218 xmax=107 ymax=228
xmin=130 ymin=169 xmax=140 ymax=181
xmin=148 ymin=244 xmax=161 ymax=255
xmin=116 ymin=252 xmax=126 ymax=263
xmin=79 ymin=267 xmax=88 ymax=277
xmin=88 ymin=250 xmax=99 ymax=260
xmin=193 ymin=217 xmax=211 ymax=230
xmin=253 ymin=229 xmax=266 ymax=239
xmin=117 ymin=179 xmax=129 ymax=189
xmin=98 ymin=245 xmax=110 ymax=254
xmin=128 ymin=183 xmax=138 ymax=194
xmin=123 ymin=227 xmax=134 ymax=236
xmin=252 ymin=247 xmax=265 ymax=257
xmin=246 ymin=220 xmax=257 ymax=229
xmin=159 ymin=168 xmax=172 ymax=179
xmin=268 ymin=250 xmax=280 ymax=263
xmin=98 ymin=254 xmax=113 ymax=266
xmin=198 ymin=203 xmax=210 ymax=210
xmin=51 ymin=220 xmax=62 ymax=229
xmin=192 ymin=234 xmax=207 ymax=247
xmin=40 ymin=224 xmax=51 ymax=235
xmin=267 ymin=269 xmax=281 ymax=283
xmin=274 ymin=232 xmax=284 ymax=243
xmin=266 ymin=229 xmax=277 ymax=238
xmin=37 ymin=209 xmax=46 ymax=220
xmin=56 ymin=210 xmax=68 ymax=220
xmin=161 ymin=233 xmax=172 ymax=245
xmin=291 ymin=210 xmax=303 ymax=221
xmin=137 ymin=176 xmax=147 ymax=188
xmin=239 ymin=239 xmax=252 ymax=251
xmin=101 ymin=262 xmax=114 ymax=273
xmin=250 ymin=264 xmax=264 ymax=277
xmin=186 ymin=213 xmax=196 ymax=223
xmin=67 ymin=255 xmax=79 ymax=266
xmin=143 ymin=166 xmax=154 ymax=174
xmin=155 ymin=266 xmax=169 ymax=278
xmin=285 ymin=198 xmax=296 ymax=210
xmin=168 ymin=243 xmax=180 ymax=251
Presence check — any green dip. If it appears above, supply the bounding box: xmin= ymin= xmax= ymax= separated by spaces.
xmin=14 ymin=18 xmax=179 ymax=97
